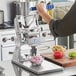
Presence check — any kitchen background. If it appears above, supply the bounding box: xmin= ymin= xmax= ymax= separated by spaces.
xmin=0 ymin=0 xmax=18 ymax=22
xmin=0 ymin=0 xmax=74 ymax=22
xmin=0 ymin=0 xmax=75 ymax=61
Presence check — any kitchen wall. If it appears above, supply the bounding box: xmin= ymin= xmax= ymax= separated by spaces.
xmin=0 ymin=0 xmax=73 ymax=22
xmin=0 ymin=0 xmax=19 ymax=22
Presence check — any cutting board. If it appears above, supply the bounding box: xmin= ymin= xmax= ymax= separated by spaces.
xmin=41 ymin=51 xmax=76 ymax=67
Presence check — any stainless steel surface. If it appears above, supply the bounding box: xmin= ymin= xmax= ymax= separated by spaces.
xmin=12 ymin=59 xmax=63 ymax=75
xmin=0 ymin=66 xmax=4 ymax=73
xmin=7 ymin=47 xmax=75 ymax=76
xmin=14 ymin=0 xmax=55 ymax=60
xmin=0 ymin=29 xmax=16 ymax=61
xmin=0 ymin=60 xmax=76 ymax=76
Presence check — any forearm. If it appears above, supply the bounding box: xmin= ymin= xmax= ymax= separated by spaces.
xmin=41 ymin=12 xmax=52 ymax=24
xmin=36 ymin=3 xmax=53 ymax=24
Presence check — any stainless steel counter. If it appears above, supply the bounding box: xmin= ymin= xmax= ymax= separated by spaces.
xmin=0 ymin=60 xmax=76 ymax=76
xmin=0 ymin=46 xmax=76 ymax=76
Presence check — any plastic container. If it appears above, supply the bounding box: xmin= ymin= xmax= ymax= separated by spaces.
xmin=47 ymin=2 xmax=54 ymax=19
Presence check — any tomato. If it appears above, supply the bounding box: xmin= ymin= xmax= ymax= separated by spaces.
xmin=54 ymin=51 xmax=64 ymax=59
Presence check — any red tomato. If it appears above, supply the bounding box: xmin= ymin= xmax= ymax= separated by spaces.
xmin=54 ymin=51 xmax=64 ymax=59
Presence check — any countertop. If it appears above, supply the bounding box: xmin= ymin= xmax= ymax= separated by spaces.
xmin=0 ymin=22 xmax=14 ymax=29
xmin=0 ymin=60 xmax=76 ymax=76
xmin=0 ymin=47 xmax=76 ymax=76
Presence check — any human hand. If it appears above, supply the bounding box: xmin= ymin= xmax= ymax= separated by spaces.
xmin=36 ymin=2 xmax=47 ymax=17
xmin=36 ymin=2 xmax=52 ymax=24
